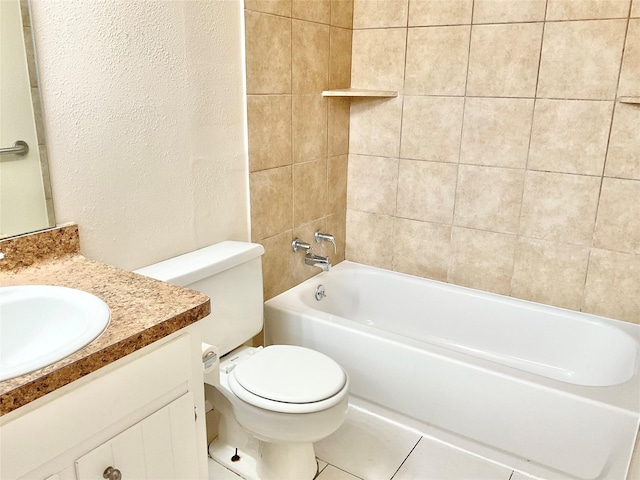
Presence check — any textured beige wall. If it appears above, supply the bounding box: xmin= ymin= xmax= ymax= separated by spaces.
xmin=245 ymin=0 xmax=353 ymax=300
xmin=30 ymin=0 xmax=250 ymax=271
xmin=347 ymin=0 xmax=640 ymax=323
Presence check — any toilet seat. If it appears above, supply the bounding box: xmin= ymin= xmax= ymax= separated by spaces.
xmin=228 ymin=345 xmax=348 ymax=414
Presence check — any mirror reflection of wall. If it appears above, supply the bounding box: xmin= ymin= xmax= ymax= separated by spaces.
xmin=0 ymin=0 xmax=55 ymax=239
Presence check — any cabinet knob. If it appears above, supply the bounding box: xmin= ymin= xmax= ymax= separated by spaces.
xmin=103 ymin=466 xmax=122 ymax=480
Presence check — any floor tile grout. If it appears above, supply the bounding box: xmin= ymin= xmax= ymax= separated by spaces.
xmin=323 ymin=462 xmax=367 ymax=480
xmin=389 ymin=436 xmax=423 ymax=480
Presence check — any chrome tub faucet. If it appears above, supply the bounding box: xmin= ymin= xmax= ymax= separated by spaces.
xmin=304 ymin=252 xmax=331 ymax=272
xmin=292 ymin=237 xmax=332 ymax=272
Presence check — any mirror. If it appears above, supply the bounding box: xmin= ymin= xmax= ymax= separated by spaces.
xmin=0 ymin=0 xmax=55 ymax=239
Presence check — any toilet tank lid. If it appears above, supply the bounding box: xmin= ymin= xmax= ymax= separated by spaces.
xmin=134 ymin=241 xmax=264 ymax=287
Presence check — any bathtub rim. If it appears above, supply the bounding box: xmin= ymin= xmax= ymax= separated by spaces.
xmin=301 ymin=261 xmax=640 ymax=339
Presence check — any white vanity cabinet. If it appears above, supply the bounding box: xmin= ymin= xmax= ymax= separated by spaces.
xmin=0 ymin=332 xmax=208 ymax=480
xmin=75 ymin=393 xmax=198 ymax=480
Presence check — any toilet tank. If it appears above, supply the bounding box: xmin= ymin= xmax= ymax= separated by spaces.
xmin=134 ymin=241 xmax=265 ymax=356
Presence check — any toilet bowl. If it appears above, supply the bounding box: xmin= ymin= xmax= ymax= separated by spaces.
xmin=134 ymin=241 xmax=349 ymax=480
xmin=207 ymin=345 xmax=349 ymax=480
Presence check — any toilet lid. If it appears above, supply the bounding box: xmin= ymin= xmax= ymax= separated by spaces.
xmin=232 ymin=345 xmax=346 ymax=404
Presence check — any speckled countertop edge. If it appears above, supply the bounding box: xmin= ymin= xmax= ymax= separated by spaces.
xmin=0 ymin=226 xmax=210 ymax=416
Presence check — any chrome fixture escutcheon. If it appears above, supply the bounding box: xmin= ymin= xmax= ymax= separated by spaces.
xmin=315 ymin=285 xmax=326 ymax=301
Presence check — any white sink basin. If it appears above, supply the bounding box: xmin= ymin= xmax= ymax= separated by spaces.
xmin=0 ymin=285 xmax=110 ymax=382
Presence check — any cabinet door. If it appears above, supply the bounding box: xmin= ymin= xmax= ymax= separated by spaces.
xmin=75 ymin=393 xmax=198 ymax=480
xmin=42 ymin=467 xmax=75 ymax=480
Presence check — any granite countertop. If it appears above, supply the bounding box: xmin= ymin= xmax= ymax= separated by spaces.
xmin=0 ymin=226 xmax=210 ymax=416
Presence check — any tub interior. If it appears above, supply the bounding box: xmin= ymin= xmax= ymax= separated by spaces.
xmin=299 ymin=263 xmax=639 ymax=387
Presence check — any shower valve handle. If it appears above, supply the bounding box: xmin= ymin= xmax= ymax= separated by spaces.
xmin=315 ymin=232 xmax=337 ymax=254
xmin=292 ymin=238 xmax=311 ymax=253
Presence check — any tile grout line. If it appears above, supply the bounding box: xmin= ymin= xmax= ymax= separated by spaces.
xmin=244 ymin=8 xmax=353 ymax=30
xmin=349 ymin=17 xmax=632 ymax=30
xmin=509 ymin=0 xmax=550 ymax=297
xmin=390 ymin=3 xmax=411 ymax=274
xmin=290 ymin=8 xmax=296 ymax=233
xmin=325 ymin=0 xmax=334 ymax=229
xmin=598 ymin=11 xmax=632 ymax=182
xmin=345 ymin=206 xmax=637 ymax=255
xmin=249 ymin=92 xmax=621 ymax=102
xmin=347 ymin=152 xmax=640 ymax=181
xmin=389 ymin=436 xmax=423 ymax=480
xmin=320 ymin=462 xmax=366 ymax=480
xmin=343 ymin=0 xmax=355 ymax=262
xmin=579 ymin=7 xmax=634 ymax=312
xmin=447 ymin=0 xmax=476 ymax=284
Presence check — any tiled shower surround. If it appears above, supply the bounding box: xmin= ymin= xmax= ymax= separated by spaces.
xmin=247 ymin=0 xmax=640 ymax=324
xmin=245 ymin=0 xmax=352 ymax=301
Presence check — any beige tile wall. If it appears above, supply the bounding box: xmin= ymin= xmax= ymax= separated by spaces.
xmin=245 ymin=0 xmax=353 ymax=300
xmin=346 ymin=0 xmax=640 ymax=323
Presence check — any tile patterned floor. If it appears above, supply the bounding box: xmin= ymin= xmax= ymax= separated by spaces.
xmin=314 ymin=404 xmax=519 ymax=480
xmin=209 ymin=400 xmax=539 ymax=480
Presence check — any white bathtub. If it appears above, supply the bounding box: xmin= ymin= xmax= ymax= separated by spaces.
xmin=264 ymin=261 xmax=640 ymax=480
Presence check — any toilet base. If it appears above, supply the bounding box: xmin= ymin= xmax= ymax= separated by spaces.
xmin=209 ymin=438 xmax=319 ymax=480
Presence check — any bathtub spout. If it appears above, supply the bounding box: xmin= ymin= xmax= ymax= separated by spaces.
xmin=304 ymin=252 xmax=331 ymax=271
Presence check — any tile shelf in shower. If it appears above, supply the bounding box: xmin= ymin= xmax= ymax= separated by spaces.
xmin=617 ymin=96 xmax=640 ymax=105
xmin=322 ymin=88 xmax=398 ymax=98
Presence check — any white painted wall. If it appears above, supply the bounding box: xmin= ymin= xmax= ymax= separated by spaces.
xmin=29 ymin=0 xmax=250 ymax=270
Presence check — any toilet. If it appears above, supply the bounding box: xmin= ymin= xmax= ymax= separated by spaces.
xmin=135 ymin=241 xmax=349 ymax=480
